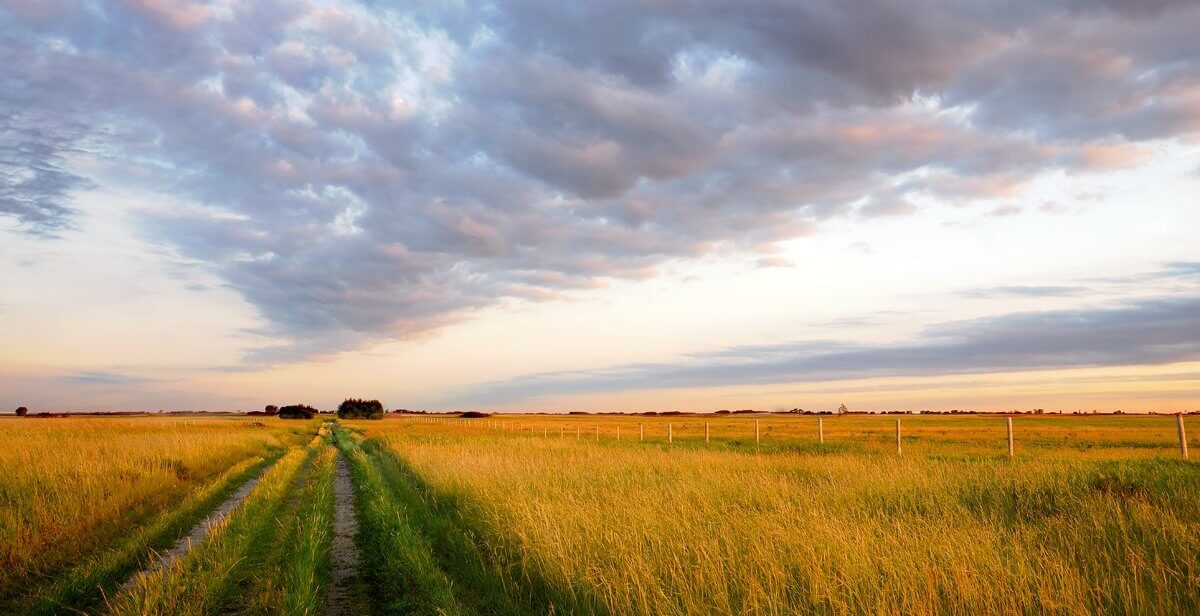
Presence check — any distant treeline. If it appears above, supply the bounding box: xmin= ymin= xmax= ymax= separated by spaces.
xmin=9 ymin=405 xmax=1198 ymax=417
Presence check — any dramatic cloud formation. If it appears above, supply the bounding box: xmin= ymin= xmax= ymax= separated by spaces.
xmin=2 ymin=1 xmax=1198 ymax=362
xmin=455 ymin=294 xmax=1200 ymax=403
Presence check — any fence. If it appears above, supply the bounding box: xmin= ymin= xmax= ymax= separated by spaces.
xmin=402 ymin=413 xmax=1193 ymax=459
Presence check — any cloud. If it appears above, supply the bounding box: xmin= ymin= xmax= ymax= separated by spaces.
xmin=2 ymin=1 xmax=1198 ymax=361
xmin=60 ymin=371 xmax=165 ymax=386
xmin=452 ymin=295 xmax=1200 ymax=403
xmin=0 ymin=112 xmax=93 ymax=234
xmin=986 ymin=204 xmax=1022 ymax=217
xmin=961 ymin=285 xmax=1090 ymax=299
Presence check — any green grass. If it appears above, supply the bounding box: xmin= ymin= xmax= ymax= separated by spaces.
xmin=334 ymin=425 xmax=469 ymax=615
xmin=4 ymin=449 xmax=284 ymax=615
xmin=234 ymin=428 xmax=337 ymax=615
xmin=107 ymin=429 xmax=325 ymax=615
xmin=345 ymin=415 xmax=1200 ymax=614
xmin=3 ymin=414 xmax=1197 ymax=614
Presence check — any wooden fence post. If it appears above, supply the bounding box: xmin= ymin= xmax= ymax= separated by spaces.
xmin=595 ymin=426 xmax=599 ymax=441
xmin=818 ymin=417 xmax=824 ymax=444
xmin=1179 ymin=413 xmax=1189 ymax=459
xmin=705 ymin=421 xmax=710 ymax=443
xmin=668 ymin=422 xmax=673 ymax=443
xmin=576 ymin=426 xmax=580 ymax=440
xmin=895 ymin=419 xmax=901 ymax=454
xmin=755 ymin=419 xmax=760 ymax=445
xmin=616 ymin=426 xmax=620 ymax=440
xmin=640 ymin=423 xmax=644 ymax=441
xmin=1006 ymin=417 xmax=1014 ymax=458
xmin=543 ymin=427 xmax=548 ymax=437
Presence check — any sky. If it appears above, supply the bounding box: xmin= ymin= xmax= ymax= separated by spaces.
xmin=1 ymin=0 xmax=1199 ymax=413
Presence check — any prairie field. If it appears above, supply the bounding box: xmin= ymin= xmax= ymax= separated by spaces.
xmin=0 ymin=416 xmax=316 ymax=613
xmin=342 ymin=414 xmax=1200 ymax=615
xmin=0 ymin=412 xmax=1196 ymax=615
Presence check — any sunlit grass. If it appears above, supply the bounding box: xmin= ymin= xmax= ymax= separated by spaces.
xmin=107 ymin=426 xmax=325 ymax=615
xmin=0 ymin=416 xmax=313 ymax=600
xmin=349 ymin=414 xmax=1199 ymax=614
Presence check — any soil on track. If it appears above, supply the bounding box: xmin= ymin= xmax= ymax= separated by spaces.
xmin=326 ymin=453 xmax=363 ymax=616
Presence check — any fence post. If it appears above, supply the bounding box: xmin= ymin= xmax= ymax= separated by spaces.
xmin=755 ymin=419 xmax=760 ymax=445
xmin=595 ymin=426 xmax=599 ymax=441
xmin=640 ymin=423 xmax=644 ymax=441
xmin=576 ymin=426 xmax=580 ymax=440
xmin=818 ymin=417 xmax=824 ymax=444
xmin=1006 ymin=417 xmax=1014 ymax=458
xmin=560 ymin=426 xmax=564 ymax=438
xmin=616 ymin=426 xmax=621 ymax=440
xmin=895 ymin=419 xmax=901 ymax=454
xmin=668 ymin=422 xmax=673 ymax=443
xmin=1179 ymin=413 xmax=1189 ymax=459
xmin=705 ymin=422 xmax=710 ymax=443
xmin=544 ymin=427 xmax=548 ymax=437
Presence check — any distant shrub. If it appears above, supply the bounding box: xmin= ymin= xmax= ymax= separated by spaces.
xmin=337 ymin=398 xmax=384 ymax=419
xmin=278 ymin=404 xmax=318 ymax=419
xmin=459 ymin=411 xmax=491 ymax=418
xmin=15 ymin=406 xmax=28 ymax=417
xmin=715 ymin=410 xmax=731 ymax=415
xmin=265 ymin=404 xmax=279 ymax=415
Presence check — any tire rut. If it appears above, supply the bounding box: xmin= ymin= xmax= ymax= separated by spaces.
xmin=326 ymin=451 xmax=363 ymax=616
xmin=119 ymin=457 xmax=278 ymax=591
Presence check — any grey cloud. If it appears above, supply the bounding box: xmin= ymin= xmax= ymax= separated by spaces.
xmin=2 ymin=1 xmax=1198 ymax=362
xmin=961 ymin=285 xmax=1091 ymax=299
xmin=61 ymin=371 xmax=164 ymax=385
xmin=0 ymin=112 xmax=92 ymax=234
xmin=453 ymin=295 xmax=1200 ymax=403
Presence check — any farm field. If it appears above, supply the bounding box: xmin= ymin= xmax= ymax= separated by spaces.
xmin=1 ymin=413 xmax=1197 ymax=614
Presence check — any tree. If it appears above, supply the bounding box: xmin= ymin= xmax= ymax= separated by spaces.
xmin=837 ymin=403 xmax=849 ymax=414
xmin=337 ymin=398 xmax=384 ymax=419
xmin=264 ymin=405 xmax=279 ymax=415
xmin=15 ymin=406 xmax=28 ymax=417
xmin=278 ymin=404 xmax=317 ymax=419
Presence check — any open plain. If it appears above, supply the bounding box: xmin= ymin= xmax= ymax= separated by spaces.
xmin=1 ymin=413 xmax=1196 ymax=615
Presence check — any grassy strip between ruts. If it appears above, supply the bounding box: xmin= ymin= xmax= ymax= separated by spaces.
xmin=106 ymin=430 xmax=321 ymax=615
xmin=4 ymin=448 xmax=285 ymax=616
xmin=232 ymin=423 xmax=337 ymax=615
xmin=333 ymin=425 xmax=469 ymax=616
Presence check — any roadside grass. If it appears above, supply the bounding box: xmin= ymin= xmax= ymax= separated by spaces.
xmin=334 ymin=425 xmax=468 ymax=616
xmin=354 ymin=416 xmax=1200 ymax=614
xmin=236 ymin=426 xmax=337 ymax=615
xmin=4 ymin=450 xmax=283 ymax=615
xmin=106 ymin=427 xmax=323 ymax=615
xmin=0 ymin=416 xmax=313 ymax=601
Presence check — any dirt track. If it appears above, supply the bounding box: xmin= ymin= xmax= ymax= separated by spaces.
xmin=326 ymin=453 xmax=361 ymax=616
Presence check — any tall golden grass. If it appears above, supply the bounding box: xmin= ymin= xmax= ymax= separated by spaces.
xmin=354 ymin=414 xmax=1199 ymax=614
xmin=0 ymin=416 xmax=306 ymax=596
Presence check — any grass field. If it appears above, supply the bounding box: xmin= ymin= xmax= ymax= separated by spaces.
xmin=0 ymin=413 xmax=1196 ymax=614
